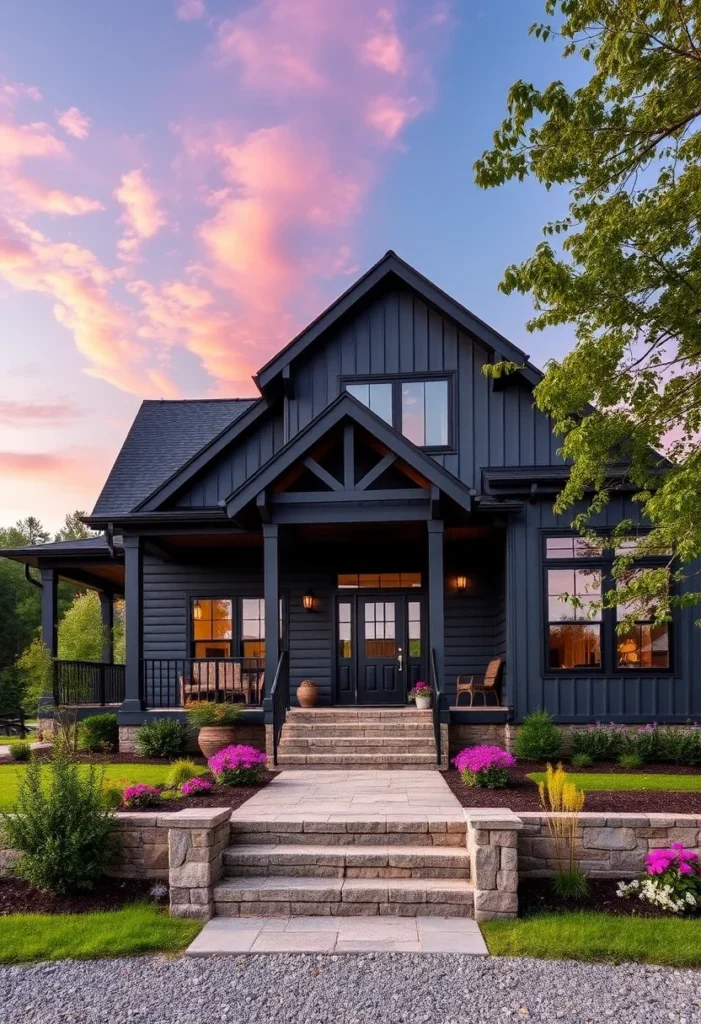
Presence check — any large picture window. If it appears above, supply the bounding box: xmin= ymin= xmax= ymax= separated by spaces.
xmin=191 ymin=597 xmax=268 ymax=659
xmin=343 ymin=375 xmax=451 ymax=449
xmin=543 ymin=535 xmax=673 ymax=674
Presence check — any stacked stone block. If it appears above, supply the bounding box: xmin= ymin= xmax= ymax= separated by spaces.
xmin=465 ymin=810 xmax=522 ymax=921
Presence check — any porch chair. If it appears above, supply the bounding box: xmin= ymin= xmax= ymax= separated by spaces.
xmin=455 ymin=657 xmax=503 ymax=707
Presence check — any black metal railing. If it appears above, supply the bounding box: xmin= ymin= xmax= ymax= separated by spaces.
xmin=270 ymin=651 xmax=288 ymax=766
xmin=53 ymin=661 xmax=125 ymax=705
xmin=141 ymin=658 xmax=265 ymax=709
xmin=429 ymin=648 xmax=442 ymax=765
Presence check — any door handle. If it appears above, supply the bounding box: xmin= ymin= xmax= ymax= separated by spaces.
xmin=397 ymin=647 xmax=403 ymax=671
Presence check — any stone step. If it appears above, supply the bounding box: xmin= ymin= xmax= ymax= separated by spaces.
xmin=275 ymin=752 xmax=438 ymax=767
xmin=278 ymin=736 xmax=436 ymax=751
xmin=222 ymin=844 xmax=470 ymax=879
xmin=282 ymin=724 xmax=435 ymax=737
xmin=286 ymin=710 xmax=432 ymax=725
xmin=229 ymin=816 xmax=466 ymax=848
xmin=213 ymin=875 xmax=474 ymax=918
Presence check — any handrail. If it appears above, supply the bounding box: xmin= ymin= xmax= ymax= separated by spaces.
xmin=429 ymin=648 xmax=442 ymax=765
xmin=270 ymin=650 xmax=288 ymax=766
xmin=53 ymin=661 xmax=125 ymax=706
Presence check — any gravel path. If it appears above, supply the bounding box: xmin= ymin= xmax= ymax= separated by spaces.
xmin=1 ymin=954 xmax=700 ymax=1024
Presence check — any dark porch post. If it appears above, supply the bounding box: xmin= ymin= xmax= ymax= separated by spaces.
xmin=263 ymin=524 xmax=280 ymax=698
xmin=427 ymin=520 xmax=445 ymax=692
xmin=99 ymin=592 xmax=114 ymax=664
xmin=121 ymin=535 xmax=143 ymax=713
xmin=38 ymin=568 xmax=58 ymax=715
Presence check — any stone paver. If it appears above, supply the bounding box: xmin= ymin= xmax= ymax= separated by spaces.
xmin=232 ymin=769 xmax=462 ymax=819
xmin=186 ymin=915 xmax=488 ymax=955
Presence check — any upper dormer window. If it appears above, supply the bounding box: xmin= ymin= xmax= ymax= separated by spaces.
xmin=344 ymin=375 xmax=451 ymax=450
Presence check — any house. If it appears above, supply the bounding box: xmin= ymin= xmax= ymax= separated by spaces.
xmin=3 ymin=251 xmax=699 ymax=765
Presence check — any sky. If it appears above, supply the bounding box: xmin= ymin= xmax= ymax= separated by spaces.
xmin=0 ymin=0 xmax=584 ymax=532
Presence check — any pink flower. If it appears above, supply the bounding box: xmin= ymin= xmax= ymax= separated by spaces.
xmin=452 ymin=745 xmax=516 ymax=774
xmin=181 ymin=777 xmax=213 ymax=796
xmin=208 ymin=744 xmax=268 ymax=776
xmin=123 ymin=783 xmax=161 ymax=808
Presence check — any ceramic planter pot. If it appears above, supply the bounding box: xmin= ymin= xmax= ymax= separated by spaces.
xmin=198 ymin=725 xmax=238 ymax=758
xmin=297 ymin=679 xmax=318 ymax=708
xmin=414 ymin=695 xmax=431 ymax=710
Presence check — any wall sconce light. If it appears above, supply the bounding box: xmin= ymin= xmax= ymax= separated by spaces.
xmin=193 ymin=601 xmax=203 ymax=620
xmin=456 ymin=575 xmax=468 ymax=592
xmin=302 ymin=589 xmax=315 ymax=612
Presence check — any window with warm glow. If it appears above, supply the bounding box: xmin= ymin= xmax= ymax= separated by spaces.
xmin=616 ymin=571 xmax=670 ymax=670
xmin=547 ymin=569 xmax=602 ymax=669
xmin=191 ymin=599 xmax=232 ymax=658
xmin=241 ymin=598 xmax=265 ymax=658
xmin=337 ymin=573 xmax=421 ymax=589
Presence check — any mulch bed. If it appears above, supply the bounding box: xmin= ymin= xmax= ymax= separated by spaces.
xmin=444 ymin=764 xmax=701 ymax=814
xmin=0 ymin=877 xmax=163 ymax=916
xmin=518 ymin=877 xmax=692 ymax=919
xmin=119 ymin=771 xmax=279 ymax=812
xmin=0 ymin=752 xmax=208 ymax=766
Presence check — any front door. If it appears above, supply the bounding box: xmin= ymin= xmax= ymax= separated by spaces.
xmin=336 ymin=594 xmax=424 ymax=705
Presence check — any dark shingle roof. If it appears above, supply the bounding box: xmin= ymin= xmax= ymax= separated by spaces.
xmin=92 ymin=399 xmax=256 ymax=517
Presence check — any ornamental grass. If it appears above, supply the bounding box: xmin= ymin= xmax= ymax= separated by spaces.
xmin=538 ymin=762 xmax=587 ymax=899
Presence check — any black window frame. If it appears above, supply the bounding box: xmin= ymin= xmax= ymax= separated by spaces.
xmin=188 ymin=593 xmax=285 ymax=660
xmin=541 ymin=531 xmax=675 ymax=677
xmin=340 ymin=372 xmax=455 ymax=453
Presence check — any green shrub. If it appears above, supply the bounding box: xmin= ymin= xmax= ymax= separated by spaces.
xmin=101 ymin=784 xmax=123 ymax=811
xmin=8 ymin=741 xmax=31 ymax=762
xmin=619 ymin=725 xmax=658 ymax=763
xmin=514 ymin=710 xmax=563 ymax=761
xmin=2 ymin=751 xmax=116 ymax=893
xmin=570 ymin=752 xmax=593 ymax=768
xmin=570 ymin=723 xmax=624 ymax=762
xmin=656 ymin=727 xmax=701 ymax=766
xmin=79 ymin=713 xmax=118 ymax=753
xmin=184 ymin=700 xmax=243 ymax=728
xmin=166 ymin=759 xmax=205 ymax=788
xmin=136 ymin=719 xmax=187 ymax=759
xmin=619 ymin=752 xmax=644 ymax=770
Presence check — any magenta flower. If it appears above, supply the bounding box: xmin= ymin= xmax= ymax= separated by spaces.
xmin=208 ymin=744 xmax=268 ymax=786
xmin=181 ymin=776 xmax=213 ymax=796
xmin=123 ymin=783 xmax=161 ymax=808
xmin=452 ymin=745 xmax=516 ymax=774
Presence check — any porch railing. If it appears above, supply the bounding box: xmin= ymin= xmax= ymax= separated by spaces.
xmin=269 ymin=651 xmax=288 ymax=766
xmin=140 ymin=658 xmax=265 ymax=709
xmin=53 ymin=661 xmax=125 ymax=706
xmin=429 ymin=647 xmax=442 ymax=765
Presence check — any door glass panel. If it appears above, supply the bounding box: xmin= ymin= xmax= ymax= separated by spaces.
xmin=407 ymin=601 xmax=421 ymax=657
xmin=338 ymin=602 xmax=352 ymax=659
xmin=364 ymin=602 xmax=397 ymax=658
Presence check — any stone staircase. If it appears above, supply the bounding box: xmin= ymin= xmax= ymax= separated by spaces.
xmin=274 ymin=708 xmax=439 ymax=769
xmin=212 ymin=813 xmax=473 ymax=918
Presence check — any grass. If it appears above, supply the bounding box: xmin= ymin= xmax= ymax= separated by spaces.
xmin=0 ymin=904 xmax=201 ymax=964
xmin=0 ymin=763 xmax=171 ymax=811
xmin=528 ymin=771 xmax=701 ymax=792
xmin=482 ymin=912 xmax=701 ymax=967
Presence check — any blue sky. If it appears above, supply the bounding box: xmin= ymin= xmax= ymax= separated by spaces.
xmin=0 ymin=0 xmax=583 ymax=528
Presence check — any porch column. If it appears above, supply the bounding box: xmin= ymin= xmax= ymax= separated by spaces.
xmin=121 ymin=535 xmax=143 ymax=713
xmin=99 ymin=592 xmax=114 ymax=664
xmin=263 ymin=524 xmax=279 ymax=700
xmin=38 ymin=567 xmax=58 ymax=714
xmin=427 ymin=520 xmax=445 ymax=698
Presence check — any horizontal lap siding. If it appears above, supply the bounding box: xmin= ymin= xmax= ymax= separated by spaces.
xmin=508 ymin=499 xmax=701 ymax=723
xmin=444 ymin=543 xmax=503 ymax=704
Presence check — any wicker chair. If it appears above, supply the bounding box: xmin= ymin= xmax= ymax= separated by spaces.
xmin=455 ymin=658 xmax=503 ymax=707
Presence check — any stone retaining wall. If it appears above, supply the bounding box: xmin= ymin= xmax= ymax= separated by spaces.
xmin=518 ymin=812 xmax=701 ymax=879
xmin=118 ymin=722 xmax=266 ymax=755
xmin=465 ymin=810 xmax=522 ymax=921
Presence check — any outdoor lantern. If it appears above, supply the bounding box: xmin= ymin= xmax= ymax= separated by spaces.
xmin=456 ymin=574 xmax=468 ymax=592
xmin=302 ymin=589 xmax=315 ymax=611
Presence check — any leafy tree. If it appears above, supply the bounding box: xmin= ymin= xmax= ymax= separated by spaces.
xmin=54 ymin=511 xmax=95 ymax=542
xmin=57 ymin=591 xmax=124 ymax=663
xmin=475 ymin=0 xmax=701 ymax=620
xmin=14 ymin=517 xmax=50 ymax=545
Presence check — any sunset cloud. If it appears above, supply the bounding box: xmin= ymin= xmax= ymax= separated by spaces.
xmin=0 ymin=120 xmax=65 ymax=165
xmin=361 ymin=33 xmax=406 ymax=74
xmin=114 ymin=168 xmax=166 ymax=261
xmin=8 ymin=176 xmax=103 ymax=216
xmin=57 ymin=106 xmax=91 ymax=140
xmin=0 ymin=81 xmax=42 ymax=107
xmin=0 ymin=400 xmax=83 ymax=426
xmin=176 ymin=0 xmax=206 ymax=21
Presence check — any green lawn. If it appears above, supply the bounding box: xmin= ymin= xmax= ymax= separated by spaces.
xmin=0 ymin=763 xmax=171 ymax=811
xmin=482 ymin=912 xmax=701 ymax=967
xmin=0 ymin=904 xmax=201 ymax=964
xmin=528 ymin=771 xmax=701 ymax=792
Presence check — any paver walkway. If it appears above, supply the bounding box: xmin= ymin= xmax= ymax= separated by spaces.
xmin=187 ymin=914 xmax=487 ymax=954
xmin=234 ymin=768 xmax=462 ymax=818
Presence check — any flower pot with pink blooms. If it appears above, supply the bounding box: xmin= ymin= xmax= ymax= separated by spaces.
xmin=185 ymin=699 xmax=245 ymax=758
xmin=408 ymin=681 xmax=432 ymax=710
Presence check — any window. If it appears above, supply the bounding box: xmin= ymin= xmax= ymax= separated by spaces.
xmin=364 ymin=601 xmax=397 ymax=658
xmin=616 ymin=572 xmax=670 ymax=670
xmin=543 ymin=534 xmax=673 ymax=674
xmin=191 ymin=599 xmax=232 ymax=658
xmin=337 ymin=573 xmax=421 ymax=589
xmin=241 ymin=598 xmax=265 ymax=658
xmin=338 ymin=602 xmax=352 ymax=659
xmin=408 ymin=600 xmax=421 ymax=657
xmin=343 ymin=376 xmax=451 ymax=449
xmin=547 ymin=569 xmax=602 ymax=670
xmin=345 ymin=382 xmax=393 ymax=424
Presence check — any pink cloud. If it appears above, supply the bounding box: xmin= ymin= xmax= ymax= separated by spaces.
xmin=8 ymin=176 xmax=103 ymax=216
xmin=366 ymin=95 xmax=419 ymax=140
xmin=0 ymin=400 xmax=83 ymax=426
xmin=0 ymin=120 xmax=65 ymax=165
xmin=57 ymin=106 xmax=91 ymax=140
xmin=114 ymin=168 xmax=166 ymax=261
xmin=0 ymin=81 xmax=42 ymax=108
xmin=361 ymin=33 xmax=406 ymax=74
xmin=176 ymin=0 xmax=206 ymax=21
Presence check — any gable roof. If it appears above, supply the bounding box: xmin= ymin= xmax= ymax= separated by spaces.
xmin=224 ymin=392 xmax=474 ymax=520
xmin=91 ymin=399 xmax=255 ymax=517
xmin=255 ymin=250 xmax=542 ymax=391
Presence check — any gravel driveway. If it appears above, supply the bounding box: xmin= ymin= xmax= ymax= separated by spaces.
xmin=1 ymin=953 xmax=700 ymax=1024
